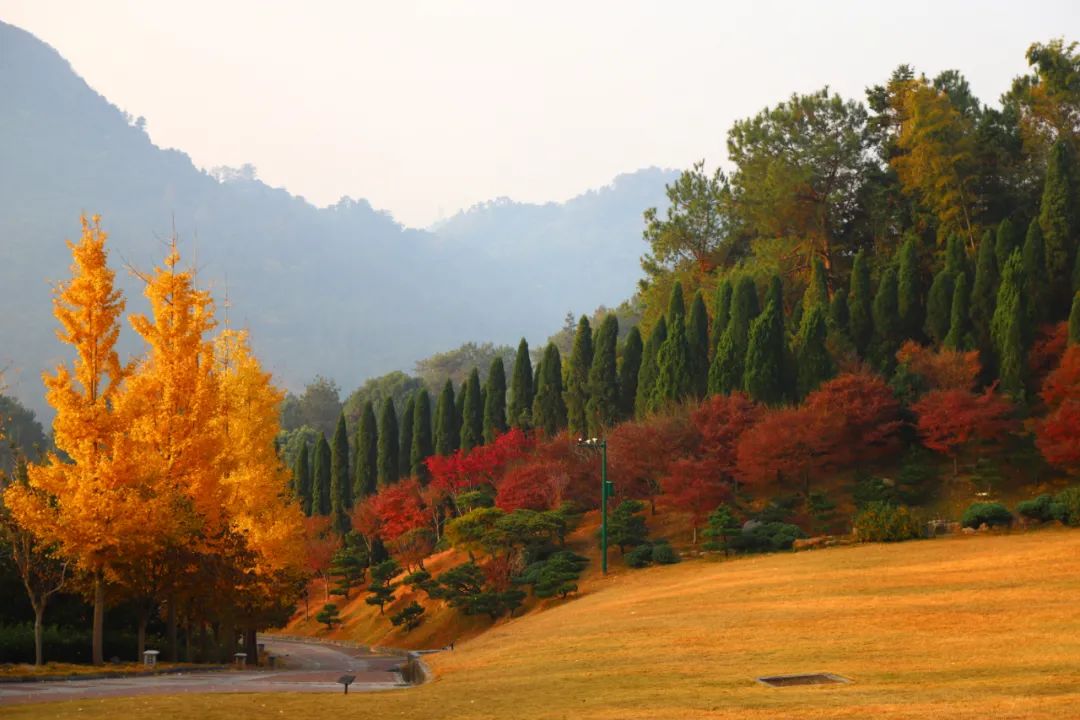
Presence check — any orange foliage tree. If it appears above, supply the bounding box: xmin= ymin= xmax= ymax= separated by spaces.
xmin=1037 ymin=346 xmax=1080 ymax=472
xmin=912 ymin=386 xmax=1017 ymax=475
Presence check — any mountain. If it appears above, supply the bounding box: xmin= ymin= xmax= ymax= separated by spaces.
xmin=0 ymin=20 xmax=676 ymax=421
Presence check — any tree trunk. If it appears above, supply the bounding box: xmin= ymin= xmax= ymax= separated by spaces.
xmin=136 ymin=609 xmax=147 ymax=661
xmin=92 ymin=572 xmax=105 ymax=665
xmin=166 ymin=596 xmax=177 ymax=662
xmin=33 ymin=605 xmax=45 ymax=667
xmin=244 ymin=628 xmax=258 ymax=665
xmin=184 ymin=617 xmax=192 ymax=662
xmin=200 ymin=621 xmax=209 ymax=664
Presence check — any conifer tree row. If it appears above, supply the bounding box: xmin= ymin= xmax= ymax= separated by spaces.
xmin=460 ymin=368 xmax=483 ymax=452
xmin=434 ymin=380 xmax=458 ymax=456
xmin=354 ymin=401 xmax=378 ymax=499
xmin=312 ymin=434 xmax=332 ymax=516
xmin=586 ymin=313 xmax=619 ymax=436
xmin=377 ymin=398 xmax=399 ymax=486
xmin=508 ymin=338 xmax=533 ymax=430
xmin=330 ymin=413 xmax=351 ymax=533
xmin=686 ymin=291 xmax=710 ymax=398
xmin=398 ymin=394 xmax=415 ymax=477
xmin=533 ymin=342 xmax=566 ymax=435
xmin=652 ymin=282 xmax=692 ymax=410
xmin=634 ymin=316 xmax=666 ymax=418
xmin=293 ymin=442 xmax=312 ymax=515
xmin=564 ymin=316 xmax=593 ymax=436
xmin=411 ymin=388 xmax=433 ymax=481
xmin=618 ymin=326 xmax=642 ymax=421
xmin=483 ymin=357 xmax=507 ymax=443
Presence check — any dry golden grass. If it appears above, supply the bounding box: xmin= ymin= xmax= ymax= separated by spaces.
xmin=5 ymin=529 xmax=1080 ymax=719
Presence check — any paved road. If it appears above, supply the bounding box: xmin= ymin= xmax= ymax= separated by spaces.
xmin=0 ymin=637 xmax=408 ymax=706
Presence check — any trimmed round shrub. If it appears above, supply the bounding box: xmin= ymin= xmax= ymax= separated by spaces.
xmin=625 ymin=543 xmax=653 ymax=568
xmin=853 ymin=502 xmax=921 ymax=542
xmin=961 ymin=502 xmax=1012 ymax=529
xmin=1054 ymin=486 xmax=1080 ymax=526
xmin=1015 ymin=494 xmax=1059 ymax=523
xmin=730 ymin=522 xmax=805 ymax=553
xmin=651 ymin=542 xmax=680 ymax=565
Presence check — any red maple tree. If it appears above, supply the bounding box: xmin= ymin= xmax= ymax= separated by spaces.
xmin=803 ymin=371 xmax=904 ymax=467
xmin=426 ymin=428 xmax=533 ymax=498
xmin=735 ymin=404 xmax=839 ymax=494
xmin=912 ymin=386 xmax=1016 ymax=475
xmin=607 ymin=413 xmax=698 ymax=513
xmin=370 ymin=477 xmax=429 ymax=542
xmin=1037 ymin=345 xmax=1080 ymax=471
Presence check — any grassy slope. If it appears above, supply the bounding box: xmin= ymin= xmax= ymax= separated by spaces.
xmin=5 ymin=528 xmax=1080 ymax=719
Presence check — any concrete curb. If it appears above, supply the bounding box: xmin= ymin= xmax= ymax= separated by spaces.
xmin=0 ymin=665 xmax=229 ymax=684
xmin=259 ymin=634 xmax=434 ymax=685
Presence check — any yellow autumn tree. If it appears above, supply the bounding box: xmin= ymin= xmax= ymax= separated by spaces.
xmin=890 ymin=77 xmax=981 ymax=249
xmin=4 ymin=215 xmax=153 ymax=665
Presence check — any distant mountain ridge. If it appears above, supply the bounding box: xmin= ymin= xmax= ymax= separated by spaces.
xmin=0 ymin=20 xmax=676 ymax=421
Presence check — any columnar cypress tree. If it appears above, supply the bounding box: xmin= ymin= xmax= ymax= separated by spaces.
xmin=1022 ymin=219 xmax=1048 ymax=326
xmin=924 ymin=268 xmax=956 ymax=344
xmin=652 ymin=283 xmax=692 ymax=410
xmin=330 ymin=413 xmax=352 ymax=532
xmin=991 ymin=250 xmax=1027 ymax=400
xmin=803 ymin=256 xmax=829 ymax=316
xmin=872 ymin=266 xmax=900 ymax=371
xmin=995 ymin=218 xmax=1021 ymax=272
xmin=483 ymin=357 xmax=507 ymax=443
xmin=945 ymin=234 xmax=969 ymax=278
xmin=354 ymin=401 xmax=378 ymax=499
xmin=533 ymin=343 xmax=566 ymax=435
xmin=848 ymin=250 xmax=873 ymax=354
xmin=293 ymin=442 xmax=312 ymax=516
xmin=312 ymin=434 xmax=332 ymax=516
xmin=455 ymin=381 xmax=467 ymax=436
xmin=708 ymin=276 xmax=759 ymax=395
xmin=586 ymin=313 xmax=619 ymax=436
xmin=508 ymin=338 xmax=534 ymax=430
xmin=711 ymin=279 xmax=733 ymax=358
xmin=944 ymin=272 xmax=973 ymax=350
xmin=434 ymin=380 xmax=458 ymax=456
xmin=398 ymin=394 xmax=415 ymax=476
xmin=796 ymin=305 xmax=833 ymax=400
xmin=1069 ymin=292 xmax=1080 ymax=346
xmin=1073 ymin=249 xmax=1080 ymax=295
xmin=829 ymin=287 xmax=849 ymax=335
xmin=377 ymin=398 xmax=399 ymax=486
xmin=744 ymin=281 xmax=786 ymax=405
xmin=896 ymin=236 xmax=923 ymax=340
xmin=1039 ymin=140 xmax=1078 ymax=309
xmin=970 ymin=229 xmax=999 ymax=354
xmin=634 ymin=317 xmax=666 ymax=417
xmin=686 ymin=291 xmax=710 ymax=398
xmin=617 ymin=326 xmax=642 ymax=420
xmin=563 ymin=316 xmax=593 ymax=436
xmin=411 ymin=388 xmax=433 ymax=481
xmin=460 ymin=368 xmax=484 ymax=452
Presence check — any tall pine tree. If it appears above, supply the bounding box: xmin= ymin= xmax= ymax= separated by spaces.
xmin=293 ymin=442 xmax=312 ymax=515
xmin=564 ymin=316 xmax=594 ymax=436
xmin=944 ymin=272 xmax=973 ymax=350
xmin=991 ymin=250 xmax=1027 ymax=400
xmin=1039 ymin=140 xmax=1078 ymax=311
xmin=460 ymin=368 xmax=484 ymax=452
xmin=924 ymin=268 xmax=956 ymax=344
xmin=330 ymin=413 xmax=351 ymax=533
xmin=508 ymin=338 xmax=534 ymax=430
xmin=995 ymin=218 xmax=1021 ymax=272
xmin=312 ymin=433 xmax=332 ymax=516
xmin=744 ymin=277 xmax=786 ymax=405
xmin=434 ymin=380 xmax=458 ymax=456
xmin=1022 ymin=219 xmax=1048 ymax=326
xmin=652 ymin=282 xmax=692 ymax=410
xmin=354 ymin=401 xmax=378 ymax=499
xmin=411 ymin=388 xmax=433 ymax=481
xmin=708 ymin=276 xmax=759 ymax=395
xmin=872 ymin=266 xmax=900 ymax=372
xmin=848 ymin=250 xmax=873 ymax=355
xmin=711 ymin=279 xmax=733 ymax=359
xmin=829 ymin=288 xmax=849 ymax=336
xmin=896 ymin=236 xmax=923 ymax=340
xmin=1070 ymin=292 xmax=1080 ymax=345
xmin=796 ymin=304 xmax=833 ymax=400
xmin=803 ymin=256 xmax=829 ymax=317
xmin=617 ymin=326 xmax=642 ymax=421
xmin=377 ymin=398 xmax=399 ymax=487
xmin=533 ymin=343 xmax=566 ymax=435
xmin=970 ymin=229 xmax=999 ymax=359
xmin=634 ymin=317 xmax=666 ymax=417
xmin=686 ymin=290 xmax=710 ymax=398
xmin=586 ymin=313 xmax=619 ymax=436
xmin=483 ymin=357 xmax=508 ymax=443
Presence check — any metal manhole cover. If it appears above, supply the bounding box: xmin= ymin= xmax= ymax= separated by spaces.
xmin=756 ymin=673 xmax=851 ymax=687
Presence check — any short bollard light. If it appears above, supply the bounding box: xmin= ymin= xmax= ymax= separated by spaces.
xmin=233 ymin=652 xmax=247 ymax=669
xmin=338 ymin=674 xmax=356 ymax=694
xmin=143 ymin=650 xmax=159 ymax=668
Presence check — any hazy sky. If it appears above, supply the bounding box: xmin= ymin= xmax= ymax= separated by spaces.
xmin=2 ymin=0 xmax=1077 ymax=227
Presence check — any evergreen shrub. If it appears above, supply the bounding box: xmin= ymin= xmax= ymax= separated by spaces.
xmin=853 ymin=502 xmax=921 ymax=542
xmin=961 ymin=502 xmax=1013 ymax=529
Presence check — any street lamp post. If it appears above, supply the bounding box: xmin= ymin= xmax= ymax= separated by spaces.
xmin=578 ymin=437 xmax=612 ymax=574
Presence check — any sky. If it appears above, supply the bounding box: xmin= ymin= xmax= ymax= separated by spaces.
xmin=2 ymin=0 xmax=1078 ymax=228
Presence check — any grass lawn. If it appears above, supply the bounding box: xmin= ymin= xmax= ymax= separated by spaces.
xmin=3 ymin=529 xmax=1079 ymax=719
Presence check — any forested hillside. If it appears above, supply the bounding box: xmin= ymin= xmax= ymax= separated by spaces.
xmin=0 ymin=20 xmax=674 ymax=421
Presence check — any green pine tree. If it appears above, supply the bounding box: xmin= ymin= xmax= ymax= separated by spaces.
xmin=1073 ymin=248 xmax=1080 ymax=295
xmin=686 ymin=290 xmax=710 ymax=398
xmin=872 ymin=266 xmax=901 ymax=372
xmin=708 ymin=276 xmax=759 ymax=395
xmin=991 ymin=250 xmax=1027 ymax=400
xmin=1022 ymin=219 xmax=1048 ymax=326
xmin=330 ymin=413 xmax=352 ymax=533
xmin=995 ymin=218 xmax=1021 ymax=272
xmin=377 ymin=398 xmax=399 ymax=486
xmin=652 ymin=283 xmax=692 ymax=410
xmin=945 ymin=234 xmax=969 ymax=278
xmin=617 ymin=326 xmax=642 ymax=421
xmin=896 ymin=235 xmax=923 ymax=340
xmin=944 ymin=272 xmax=973 ymax=350
xmin=1039 ymin=140 xmax=1078 ymax=309
xmin=460 ymin=368 xmax=484 ymax=452
xmin=398 ymin=394 xmax=415 ymax=477
xmin=293 ymin=442 xmax=312 ymax=516
xmin=796 ymin=304 xmax=834 ymax=400
xmin=434 ymin=380 xmax=458 ymax=456
xmin=744 ymin=279 xmax=786 ymax=405
xmin=829 ymin=287 xmax=849 ymax=335
xmin=508 ymin=338 xmax=534 ymax=430
xmin=411 ymin=389 xmax=433 ymax=481
xmin=1069 ymin=292 xmax=1080 ymax=346
xmin=533 ymin=343 xmax=567 ymax=435
xmin=564 ymin=316 xmax=594 ymax=436
xmin=803 ymin=256 xmax=829 ymax=315
xmin=924 ymin=268 xmax=955 ymax=344
xmin=586 ymin=314 xmax=619 ymax=436
xmin=483 ymin=357 xmax=508 ymax=443
xmin=354 ymin=401 xmax=378 ymax=499
xmin=312 ymin=433 xmax=332 ymax=516
xmin=634 ymin=317 xmax=666 ymax=417
xmin=711 ymin=279 xmax=733 ymax=359
xmin=848 ymin=249 xmax=873 ymax=355
xmin=970 ymin=229 xmax=999 ymax=361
